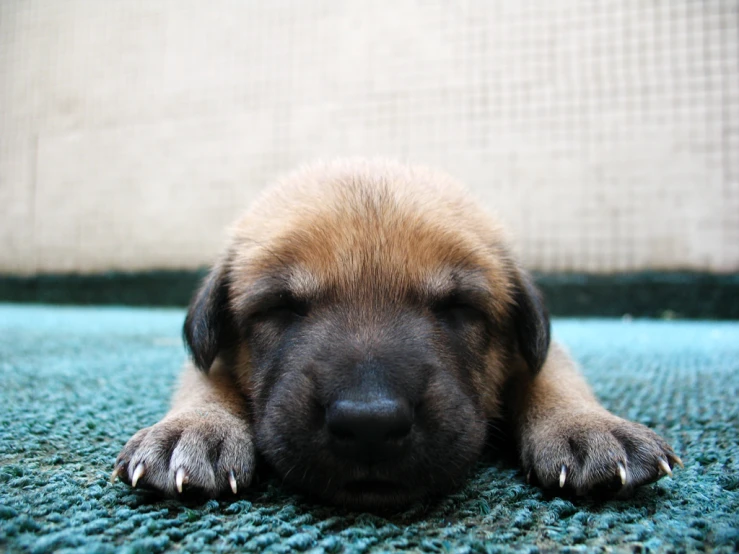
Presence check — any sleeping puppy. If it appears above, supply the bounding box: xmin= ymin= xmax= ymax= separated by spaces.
xmin=113 ymin=160 xmax=681 ymax=509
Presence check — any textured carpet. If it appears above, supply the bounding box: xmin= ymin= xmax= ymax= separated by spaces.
xmin=1 ymin=305 xmax=737 ymax=553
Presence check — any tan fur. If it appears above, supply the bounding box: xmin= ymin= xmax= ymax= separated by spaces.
xmin=229 ymin=161 xmax=515 ymax=320
xmin=114 ymin=159 xmax=679 ymax=502
xmin=225 ymin=160 xmax=517 ymax=418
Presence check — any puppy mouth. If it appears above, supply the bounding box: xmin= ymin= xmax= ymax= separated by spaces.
xmin=341 ymin=479 xmax=407 ymax=496
xmin=333 ymin=478 xmax=416 ymax=509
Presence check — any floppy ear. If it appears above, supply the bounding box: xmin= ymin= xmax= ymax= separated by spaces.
xmin=512 ymin=270 xmax=551 ymax=375
xmin=183 ymin=262 xmax=234 ymax=372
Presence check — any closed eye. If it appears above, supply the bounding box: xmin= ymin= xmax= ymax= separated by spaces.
xmin=432 ymin=295 xmax=487 ymax=326
xmin=253 ymin=292 xmax=310 ymax=320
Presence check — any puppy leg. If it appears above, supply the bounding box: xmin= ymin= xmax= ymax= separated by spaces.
xmin=510 ymin=343 xmax=681 ymax=495
xmin=113 ymin=362 xmax=254 ymax=497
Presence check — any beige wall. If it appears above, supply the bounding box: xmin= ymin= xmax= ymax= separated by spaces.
xmin=1 ymin=0 xmax=737 ymax=275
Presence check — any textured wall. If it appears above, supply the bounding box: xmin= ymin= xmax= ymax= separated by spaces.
xmin=1 ymin=0 xmax=737 ymax=275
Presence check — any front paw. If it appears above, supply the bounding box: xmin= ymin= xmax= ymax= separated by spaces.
xmin=112 ymin=410 xmax=255 ymax=498
xmin=521 ymin=411 xmax=682 ymax=496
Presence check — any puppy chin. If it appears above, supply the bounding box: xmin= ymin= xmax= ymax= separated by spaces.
xmin=330 ymin=480 xmax=422 ymax=510
xmin=291 ymin=465 xmax=456 ymax=510
xmin=257 ymin=416 xmax=485 ymax=510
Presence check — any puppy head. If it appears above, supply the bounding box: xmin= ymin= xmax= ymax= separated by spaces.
xmin=184 ymin=161 xmax=549 ymax=509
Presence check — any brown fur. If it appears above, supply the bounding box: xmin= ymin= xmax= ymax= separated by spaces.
xmin=114 ymin=159 xmax=679 ymax=508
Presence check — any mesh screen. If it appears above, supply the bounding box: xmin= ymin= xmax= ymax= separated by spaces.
xmin=1 ymin=1 xmax=737 ymax=273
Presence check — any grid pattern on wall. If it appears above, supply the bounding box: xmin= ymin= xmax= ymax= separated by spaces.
xmin=1 ymin=0 xmax=737 ymax=273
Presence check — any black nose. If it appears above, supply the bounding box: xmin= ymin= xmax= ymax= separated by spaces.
xmin=326 ymin=397 xmax=413 ymax=459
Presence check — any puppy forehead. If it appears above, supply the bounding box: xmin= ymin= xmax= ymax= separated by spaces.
xmin=250 ymin=217 xmax=516 ymax=317
xmin=286 ymin=263 xmax=483 ymax=299
xmin=230 ymin=163 xmax=517 ymax=309
xmin=278 ymin=211 xmax=480 ymax=281
xmin=286 ymin=266 xmax=322 ymax=297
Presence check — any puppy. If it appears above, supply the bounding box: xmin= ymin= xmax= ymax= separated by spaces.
xmin=113 ymin=160 xmax=681 ymax=509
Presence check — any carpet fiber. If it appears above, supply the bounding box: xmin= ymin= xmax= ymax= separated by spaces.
xmin=1 ymin=305 xmax=737 ymax=553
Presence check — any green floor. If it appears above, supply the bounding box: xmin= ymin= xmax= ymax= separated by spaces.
xmin=1 ymin=305 xmax=737 ymax=553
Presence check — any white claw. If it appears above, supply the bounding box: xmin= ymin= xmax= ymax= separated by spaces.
xmin=559 ymin=465 xmax=567 ymax=488
xmin=671 ymin=454 xmax=684 ymax=469
xmin=658 ymin=458 xmax=673 ymax=478
xmin=176 ymin=467 xmax=187 ymax=493
xmin=618 ymin=462 xmax=627 ymax=485
xmin=110 ymin=465 xmax=121 ymax=484
xmin=131 ymin=464 xmax=145 ymax=488
xmin=229 ymin=470 xmax=238 ymax=494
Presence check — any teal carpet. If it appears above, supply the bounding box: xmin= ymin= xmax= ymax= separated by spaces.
xmin=1 ymin=305 xmax=737 ymax=553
